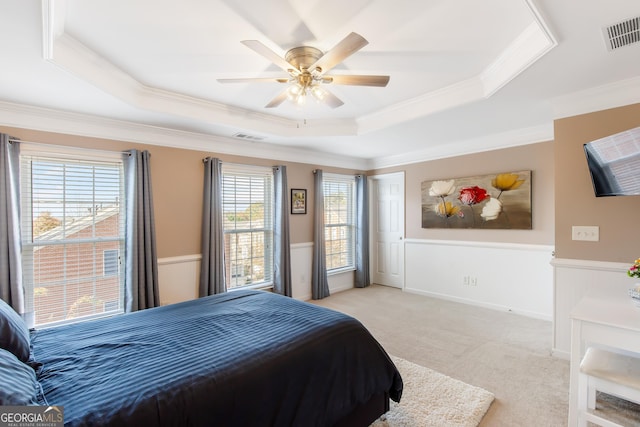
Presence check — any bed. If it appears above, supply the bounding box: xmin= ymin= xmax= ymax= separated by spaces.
xmin=0 ymin=289 xmax=402 ymax=426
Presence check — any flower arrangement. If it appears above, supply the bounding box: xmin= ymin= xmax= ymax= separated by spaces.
xmin=628 ymin=258 xmax=640 ymax=279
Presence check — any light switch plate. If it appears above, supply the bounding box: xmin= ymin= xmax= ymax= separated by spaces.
xmin=572 ymin=226 xmax=599 ymax=241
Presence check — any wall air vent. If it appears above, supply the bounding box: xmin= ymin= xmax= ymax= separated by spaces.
xmin=603 ymin=17 xmax=640 ymax=51
xmin=232 ymin=132 xmax=265 ymax=141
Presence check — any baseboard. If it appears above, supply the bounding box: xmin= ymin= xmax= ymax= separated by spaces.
xmin=404 ymin=286 xmax=553 ymax=322
xmin=552 ymin=349 xmax=570 ymax=360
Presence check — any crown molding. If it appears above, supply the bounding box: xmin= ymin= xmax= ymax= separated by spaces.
xmin=366 ymin=123 xmax=553 ymax=169
xmin=0 ymin=100 xmax=369 ymax=169
xmin=51 ymin=33 xmax=341 ymax=137
xmin=0 ymin=98 xmax=554 ymax=171
xmin=359 ymin=3 xmax=556 ymax=135
xmin=41 ymin=0 xmax=556 ymax=140
xmin=551 ymin=75 xmax=640 ymax=120
xmin=481 ymin=19 xmax=557 ymax=97
xmin=358 ymin=77 xmax=484 ymax=134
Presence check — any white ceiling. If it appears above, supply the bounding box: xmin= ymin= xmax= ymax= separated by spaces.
xmin=1 ymin=0 xmax=639 ymax=169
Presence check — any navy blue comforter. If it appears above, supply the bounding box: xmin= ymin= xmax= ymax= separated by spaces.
xmin=31 ymin=290 xmax=402 ymax=426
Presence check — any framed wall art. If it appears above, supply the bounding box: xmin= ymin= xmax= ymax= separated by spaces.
xmin=421 ymin=170 xmax=532 ymax=229
xmin=291 ymin=189 xmax=307 ymax=214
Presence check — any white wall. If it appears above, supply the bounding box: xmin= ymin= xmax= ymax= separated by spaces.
xmin=405 ymin=239 xmax=555 ymax=321
xmin=551 ymin=258 xmax=631 ymax=359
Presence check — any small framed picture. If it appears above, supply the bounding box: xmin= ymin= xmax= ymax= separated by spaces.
xmin=291 ymin=189 xmax=307 ymax=214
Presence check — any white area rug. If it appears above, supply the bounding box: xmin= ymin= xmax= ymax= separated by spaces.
xmin=372 ymin=356 xmax=495 ymax=427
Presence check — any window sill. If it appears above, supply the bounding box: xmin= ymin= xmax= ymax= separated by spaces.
xmin=327 ymin=267 xmax=355 ymax=276
xmin=228 ymin=282 xmax=274 ymax=292
xmin=33 ymin=310 xmax=124 ymax=330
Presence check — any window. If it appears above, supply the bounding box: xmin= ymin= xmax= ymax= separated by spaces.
xmin=323 ymin=174 xmax=356 ymax=272
xmin=103 ymin=249 xmax=119 ymax=277
xmin=20 ymin=147 xmax=125 ymax=327
xmin=222 ymin=164 xmax=273 ymax=289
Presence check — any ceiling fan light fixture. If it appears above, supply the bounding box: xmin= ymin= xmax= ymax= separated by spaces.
xmin=285 ymin=82 xmax=307 ymax=105
xmin=311 ymin=85 xmax=327 ymax=102
xmin=222 ymin=33 xmax=389 ymax=109
xmin=287 ymin=83 xmax=303 ymax=97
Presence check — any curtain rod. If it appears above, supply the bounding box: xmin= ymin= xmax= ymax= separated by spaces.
xmin=8 ymin=138 xmax=131 ymax=156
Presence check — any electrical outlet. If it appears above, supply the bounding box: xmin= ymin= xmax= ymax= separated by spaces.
xmin=463 ymin=276 xmax=470 ymax=286
xmin=470 ymin=277 xmax=478 ymax=286
xmin=572 ymin=226 xmax=599 ymax=241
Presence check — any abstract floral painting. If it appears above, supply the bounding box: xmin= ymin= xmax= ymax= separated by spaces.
xmin=421 ymin=170 xmax=532 ymax=229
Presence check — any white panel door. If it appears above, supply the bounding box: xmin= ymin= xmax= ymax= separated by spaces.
xmin=370 ymin=173 xmax=404 ymax=288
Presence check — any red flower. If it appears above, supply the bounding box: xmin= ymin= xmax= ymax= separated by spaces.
xmin=458 ymin=186 xmax=490 ymax=206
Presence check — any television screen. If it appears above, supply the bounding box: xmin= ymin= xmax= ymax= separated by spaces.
xmin=583 ymin=126 xmax=640 ymax=197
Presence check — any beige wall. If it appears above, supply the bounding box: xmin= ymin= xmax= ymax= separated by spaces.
xmin=1 ymin=126 xmax=361 ymax=258
xmin=370 ymin=142 xmax=556 ymax=245
xmin=554 ymin=103 xmax=640 ymax=262
xmin=11 ymin=100 xmax=640 ymax=264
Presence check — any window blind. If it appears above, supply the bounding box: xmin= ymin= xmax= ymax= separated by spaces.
xmin=221 ymin=164 xmax=274 ymax=289
xmin=323 ymin=174 xmax=356 ymax=271
xmin=590 ymin=129 xmax=640 ymax=193
xmin=20 ymin=154 xmax=125 ymax=327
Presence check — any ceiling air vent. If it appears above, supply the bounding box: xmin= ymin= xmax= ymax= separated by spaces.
xmin=232 ymin=132 xmax=265 ymax=141
xmin=603 ymin=16 xmax=640 ymax=51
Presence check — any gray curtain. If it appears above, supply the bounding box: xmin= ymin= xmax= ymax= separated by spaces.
xmin=273 ymin=166 xmax=292 ymax=297
xmin=355 ymin=174 xmax=370 ymax=288
xmin=200 ymin=157 xmax=226 ymax=296
xmin=311 ymin=170 xmax=330 ymax=299
xmin=124 ymin=149 xmax=159 ymax=312
xmin=0 ymin=135 xmax=23 ymax=312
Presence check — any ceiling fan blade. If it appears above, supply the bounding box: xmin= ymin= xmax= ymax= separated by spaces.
xmin=265 ymin=89 xmax=289 ymax=108
xmin=326 ymin=75 xmax=390 ymax=87
xmin=309 ymin=32 xmax=369 ymax=74
xmin=241 ymin=40 xmax=298 ymax=73
xmin=217 ymin=77 xmax=289 ymax=84
xmin=322 ymin=89 xmax=345 ymax=108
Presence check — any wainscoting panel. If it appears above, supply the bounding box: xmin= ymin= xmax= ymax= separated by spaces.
xmin=290 ymin=243 xmax=313 ymax=301
xmin=405 ymin=239 xmax=555 ymax=321
xmin=551 ymin=258 xmax=629 ymax=359
xmin=156 ymin=247 xmax=635 ymax=360
xmin=290 ymin=242 xmax=355 ymax=301
xmin=157 ymin=243 xmax=337 ymax=304
xmin=157 ymin=254 xmax=201 ymax=305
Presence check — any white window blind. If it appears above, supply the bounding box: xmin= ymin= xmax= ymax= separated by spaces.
xmin=588 ymin=128 xmax=640 ymax=194
xmin=222 ymin=164 xmax=274 ymax=289
xmin=323 ymin=174 xmax=356 ymax=272
xmin=20 ymin=153 xmax=125 ymax=327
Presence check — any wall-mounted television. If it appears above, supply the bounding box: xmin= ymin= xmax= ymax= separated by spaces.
xmin=583 ymin=126 xmax=640 ymax=197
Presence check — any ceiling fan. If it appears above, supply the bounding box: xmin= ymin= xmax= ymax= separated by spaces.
xmin=217 ymin=32 xmax=390 ymax=109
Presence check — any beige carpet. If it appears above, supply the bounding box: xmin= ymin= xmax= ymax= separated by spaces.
xmin=372 ymin=356 xmax=495 ymax=427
